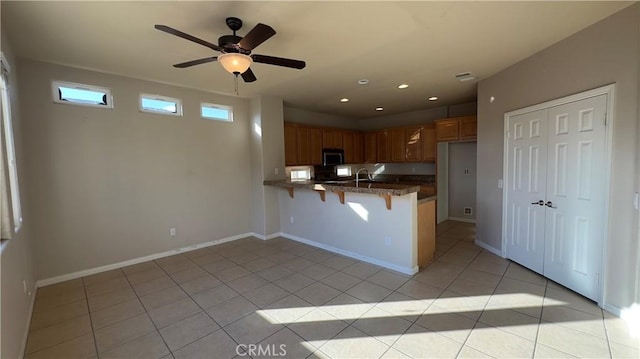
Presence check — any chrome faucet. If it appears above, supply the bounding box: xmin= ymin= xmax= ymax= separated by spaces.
xmin=355 ymin=168 xmax=372 ymax=186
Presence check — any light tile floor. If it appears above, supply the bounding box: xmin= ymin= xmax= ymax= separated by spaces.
xmin=24 ymin=221 xmax=640 ymax=358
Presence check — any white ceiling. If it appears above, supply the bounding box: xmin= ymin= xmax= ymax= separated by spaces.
xmin=1 ymin=1 xmax=633 ymax=119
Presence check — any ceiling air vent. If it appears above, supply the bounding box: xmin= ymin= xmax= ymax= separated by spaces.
xmin=455 ymin=72 xmax=475 ymax=82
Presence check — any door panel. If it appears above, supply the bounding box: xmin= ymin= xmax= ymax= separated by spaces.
xmin=543 ymin=94 xmax=607 ymax=301
xmin=506 ymin=109 xmax=548 ymax=274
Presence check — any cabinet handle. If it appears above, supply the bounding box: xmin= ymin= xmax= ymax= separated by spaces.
xmin=531 ymin=200 xmax=544 ymax=206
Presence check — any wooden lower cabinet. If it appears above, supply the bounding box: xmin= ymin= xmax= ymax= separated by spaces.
xmin=417 ymin=199 xmax=436 ymax=267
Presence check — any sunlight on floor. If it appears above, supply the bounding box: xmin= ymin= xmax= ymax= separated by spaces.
xmin=257 ymin=293 xmax=567 ymax=324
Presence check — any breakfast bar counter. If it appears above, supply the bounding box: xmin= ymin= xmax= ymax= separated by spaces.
xmin=264 ymin=179 xmax=436 ymax=274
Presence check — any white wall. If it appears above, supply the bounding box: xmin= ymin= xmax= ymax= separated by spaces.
xmin=284 ymin=106 xmax=360 ymax=129
xmin=18 ymin=60 xmax=254 ymax=280
xmin=0 ymin=32 xmax=37 ymax=359
xmin=278 ymin=189 xmax=417 ymax=273
xmin=476 ymin=4 xmax=639 ymax=312
xmin=250 ymin=96 xmax=285 ymax=237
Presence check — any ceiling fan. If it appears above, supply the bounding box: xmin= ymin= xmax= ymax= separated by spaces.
xmin=154 ymin=17 xmax=306 ymax=83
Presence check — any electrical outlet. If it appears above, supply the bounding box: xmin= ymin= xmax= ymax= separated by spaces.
xmin=170 ymin=228 xmax=176 ymax=236
xmin=290 ymin=216 xmax=294 ymax=224
xmin=275 ymin=168 xmax=279 ymax=175
xmin=23 ymin=280 xmax=27 ymax=294
xmin=411 ymin=167 xmax=416 ymax=173
xmin=498 ymin=179 xmax=503 ymax=189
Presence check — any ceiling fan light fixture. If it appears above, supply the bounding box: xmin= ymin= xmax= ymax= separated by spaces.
xmin=218 ymin=53 xmax=253 ymax=74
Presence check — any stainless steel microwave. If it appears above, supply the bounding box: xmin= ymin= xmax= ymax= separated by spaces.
xmin=322 ymin=148 xmax=344 ymax=166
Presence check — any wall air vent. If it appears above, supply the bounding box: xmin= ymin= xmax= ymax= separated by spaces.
xmin=455 ymin=72 xmax=475 ymax=82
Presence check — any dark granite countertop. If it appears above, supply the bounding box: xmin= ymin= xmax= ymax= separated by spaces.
xmin=264 ymin=179 xmax=420 ymax=196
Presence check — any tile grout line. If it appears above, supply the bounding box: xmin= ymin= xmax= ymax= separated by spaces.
xmin=80 ymin=277 xmax=102 ymax=359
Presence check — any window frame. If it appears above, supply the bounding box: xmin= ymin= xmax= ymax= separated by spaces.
xmin=1 ymin=55 xmax=22 ymax=234
xmin=52 ymin=80 xmax=113 ymax=109
xmin=200 ymin=102 xmax=233 ymax=122
xmin=139 ymin=93 xmax=183 ymax=116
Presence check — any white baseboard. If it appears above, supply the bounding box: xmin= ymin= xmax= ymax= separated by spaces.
xmin=19 ymin=288 xmax=37 ymax=359
xmin=280 ymin=233 xmax=418 ymax=275
xmin=36 ymin=232 xmax=255 ymax=288
xmin=448 ymin=217 xmax=477 ymax=224
xmin=474 ymin=239 xmax=503 ymax=257
xmin=603 ymin=303 xmax=622 ymax=317
xmin=250 ymin=232 xmax=283 ymax=240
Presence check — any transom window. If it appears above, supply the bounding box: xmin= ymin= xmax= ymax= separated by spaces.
xmin=201 ymin=103 xmax=233 ymax=122
xmin=52 ymin=80 xmax=113 ymax=109
xmin=139 ymin=94 xmax=182 ymax=116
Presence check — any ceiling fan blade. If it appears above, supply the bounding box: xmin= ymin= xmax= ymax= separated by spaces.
xmin=173 ymin=57 xmax=218 ymax=68
xmin=155 ymin=25 xmax=223 ymax=52
xmin=238 ymin=23 xmax=276 ymax=51
xmin=252 ymin=54 xmax=306 ymax=69
xmin=241 ymin=68 xmax=257 ymax=82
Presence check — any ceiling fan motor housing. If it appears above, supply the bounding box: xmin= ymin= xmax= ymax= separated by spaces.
xmin=218 ymin=35 xmax=247 ymax=53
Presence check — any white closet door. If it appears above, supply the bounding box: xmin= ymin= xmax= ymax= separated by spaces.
xmin=505 ymin=109 xmax=548 ymax=274
xmin=543 ymin=94 xmax=607 ymax=301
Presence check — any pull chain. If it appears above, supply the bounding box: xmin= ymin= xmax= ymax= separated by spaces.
xmin=234 ymin=75 xmax=239 ymax=95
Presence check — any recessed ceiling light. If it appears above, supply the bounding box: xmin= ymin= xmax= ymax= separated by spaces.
xmin=428 ymin=96 xmax=438 ymax=101
xmin=358 ymin=79 xmax=369 ymax=85
xmin=398 ymin=84 xmax=409 ymax=89
xmin=340 ymin=98 xmax=349 ymax=103
xmin=375 ymin=107 xmax=384 ymax=111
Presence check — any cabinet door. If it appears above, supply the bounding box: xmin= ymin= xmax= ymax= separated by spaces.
xmin=310 ymin=128 xmax=323 ymax=165
xmin=405 ymin=127 xmax=422 ymax=161
xmin=390 ymin=128 xmax=406 ymax=162
xmin=459 ymin=116 xmax=477 ymax=140
xmin=342 ymin=131 xmax=355 ymax=164
xmin=435 ymin=119 xmax=459 ymax=142
xmin=364 ymin=132 xmax=377 ymax=163
xmin=323 ymin=129 xmax=343 ymax=148
xmin=353 ymin=132 xmax=364 ymax=164
xmin=296 ymin=127 xmax=311 ymax=165
xmin=376 ymin=131 xmax=391 ymax=162
xmin=284 ymin=123 xmax=298 ymax=166
xmin=422 ymin=124 xmax=436 ymax=162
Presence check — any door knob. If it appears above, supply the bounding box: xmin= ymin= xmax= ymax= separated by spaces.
xmin=531 ymin=200 xmax=544 ymax=206
xmin=545 ymin=201 xmax=557 ymax=208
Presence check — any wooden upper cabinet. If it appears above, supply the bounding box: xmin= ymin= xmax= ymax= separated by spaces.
xmin=343 ymin=131 xmax=365 ymax=164
xmin=322 ymin=129 xmax=343 ymax=149
xmin=296 ymin=126 xmax=311 ymax=165
xmin=376 ymin=130 xmax=391 ymax=163
xmin=422 ymin=124 xmax=436 ymax=162
xmin=404 ymin=127 xmax=422 ymax=162
xmin=435 ymin=116 xmax=477 ymax=142
xmin=390 ymin=128 xmax=406 ymax=162
xmin=364 ymin=132 xmax=377 ymax=163
xmin=459 ymin=116 xmax=477 ymax=140
xmin=309 ymin=128 xmax=323 ymax=165
xmin=435 ymin=119 xmax=460 ymax=142
xmin=284 ymin=123 xmax=298 ymax=166
xmin=342 ymin=131 xmax=355 ymax=164
xmin=353 ymin=132 xmax=364 ymax=164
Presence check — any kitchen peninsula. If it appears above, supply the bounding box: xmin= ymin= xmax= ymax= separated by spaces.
xmin=264 ymin=179 xmax=436 ymax=275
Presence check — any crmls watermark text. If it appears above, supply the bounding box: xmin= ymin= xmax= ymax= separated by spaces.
xmin=236 ymin=344 xmax=287 ymax=357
